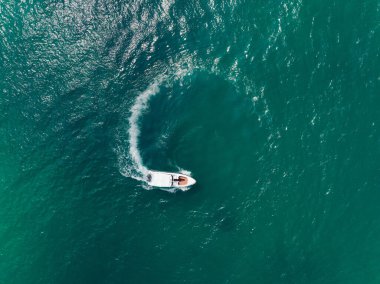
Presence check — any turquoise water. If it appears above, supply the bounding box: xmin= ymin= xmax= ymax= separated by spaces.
xmin=1 ymin=0 xmax=380 ymax=283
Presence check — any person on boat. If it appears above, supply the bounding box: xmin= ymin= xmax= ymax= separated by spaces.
xmin=178 ymin=176 xmax=187 ymax=185
xmin=174 ymin=176 xmax=187 ymax=185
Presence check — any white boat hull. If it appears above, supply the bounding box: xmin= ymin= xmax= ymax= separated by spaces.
xmin=146 ymin=170 xmax=196 ymax=189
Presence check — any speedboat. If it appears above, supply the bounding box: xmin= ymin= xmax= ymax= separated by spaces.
xmin=146 ymin=170 xmax=196 ymax=189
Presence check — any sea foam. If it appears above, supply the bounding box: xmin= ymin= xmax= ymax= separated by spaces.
xmin=126 ymin=78 xmax=163 ymax=180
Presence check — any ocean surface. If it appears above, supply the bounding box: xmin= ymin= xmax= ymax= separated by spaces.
xmin=1 ymin=0 xmax=380 ymax=283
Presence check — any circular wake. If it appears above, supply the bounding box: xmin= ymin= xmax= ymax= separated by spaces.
xmin=128 ymin=79 xmax=162 ymax=179
xmin=118 ymin=78 xmax=163 ymax=182
xmin=117 ymin=57 xmax=200 ymax=186
xmin=117 ymin=58 xmax=273 ymax=188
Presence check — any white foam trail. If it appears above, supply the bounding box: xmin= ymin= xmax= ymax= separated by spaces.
xmin=127 ymin=78 xmax=163 ymax=179
xmin=118 ymin=58 xmax=199 ymax=188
